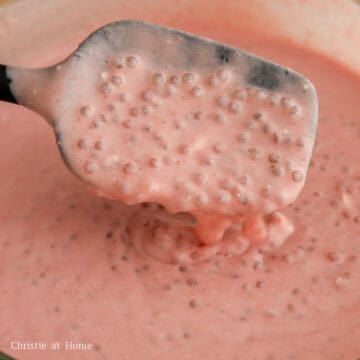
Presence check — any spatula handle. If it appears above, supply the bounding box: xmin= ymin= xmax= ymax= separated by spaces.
xmin=0 ymin=64 xmax=17 ymax=103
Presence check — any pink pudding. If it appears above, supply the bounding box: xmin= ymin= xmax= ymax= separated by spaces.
xmin=0 ymin=1 xmax=359 ymax=359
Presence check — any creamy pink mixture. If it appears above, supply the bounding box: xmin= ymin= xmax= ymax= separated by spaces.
xmin=0 ymin=1 xmax=360 ymax=360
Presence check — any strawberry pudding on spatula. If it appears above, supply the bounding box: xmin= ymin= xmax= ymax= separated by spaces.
xmin=4 ymin=21 xmax=317 ymax=263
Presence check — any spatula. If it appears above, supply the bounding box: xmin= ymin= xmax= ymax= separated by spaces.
xmin=0 ymin=20 xmax=318 ymax=244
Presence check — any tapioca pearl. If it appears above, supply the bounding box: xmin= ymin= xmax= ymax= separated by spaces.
xmin=170 ymin=75 xmax=180 ymax=86
xmin=186 ymin=278 xmax=198 ymax=287
xmin=292 ymin=171 xmax=304 ymax=183
xmin=194 ymin=111 xmax=203 ymax=120
xmin=128 ymin=134 xmax=137 ymax=143
xmin=335 ymin=272 xmax=353 ymax=288
xmin=264 ymin=308 xmax=278 ymax=319
xmin=178 ymin=264 xmax=188 ymax=272
xmin=214 ymin=143 xmax=225 ymax=153
xmin=247 ymin=86 xmax=259 ymax=97
xmin=80 ymin=106 xmax=92 ymax=117
xmin=284 ymin=253 xmax=295 ymax=264
xmin=271 ymin=165 xmax=284 ymax=177
xmin=272 ymin=132 xmax=281 ymax=144
xmin=233 ymin=89 xmax=247 ymax=100
xmin=122 ymin=119 xmax=132 ymax=128
xmin=327 ymin=250 xmax=344 ymax=263
xmin=229 ymin=101 xmax=242 ymax=113
xmin=149 ymin=158 xmax=160 ymax=168
xmin=179 ymin=194 xmax=193 ymax=210
xmin=119 ymin=93 xmax=127 ymax=102
xmin=216 ymin=95 xmax=228 ymax=107
xmin=253 ymin=111 xmax=264 ymax=121
xmin=106 ymin=103 xmax=116 ymax=112
xmin=195 ymin=193 xmax=208 ymax=206
xmin=260 ymin=185 xmax=272 ymax=198
xmin=286 ymin=303 xmax=296 ymax=313
xmin=112 ymin=57 xmax=123 ymax=68
xmin=175 ymin=181 xmax=191 ymax=194
xmin=277 ymin=192 xmax=288 ymax=205
xmin=165 ymin=85 xmax=177 ymax=97
xmin=141 ymin=104 xmax=152 ymax=115
xmin=153 ymin=73 xmax=165 ymax=85
xmin=268 ymin=153 xmax=280 ymax=163
xmin=269 ymin=94 xmax=279 ymax=106
xmin=256 ymin=89 xmax=268 ymax=100
xmin=123 ymin=163 xmax=136 ymax=174
xmin=207 ymin=75 xmax=218 ymax=87
xmin=235 ymin=191 xmax=248 ymax=206
xmin=100 ymin=71 xmax=109 ymax=80
xmin=199 ymin=155 xmax=215 ymax=166
xmin=94 ymin=141 xmax=104 ymax=151
xmin=191 ymin=86 xmax=202 ymax=97
xmin=281 ymin=97 xmax=293 ymax=108
xmin=262 ymin=124 xmax=272 ymax=134
xmin=152 ymin=100 xmax=161 ymax=109
xmin=178 ymin=144 xmax=190 ymax=155
xmin=141 ymin=91 xmax=152 ymax=103
xmin=129 ymin=108 xmax=139 ymax=117
xmin=183 ymin=72 xmax=196 ymax=85
xmin=216 ymin=68 xmax=230 ymax=81
xmin=161 ymin=156 xmax=173 ymax=166
xmin=248 ymin=147 xmax=262 ymax=160
xmin=239 ymin=176 xmax=248 ymax=185
xmin=282 ymin=134 xmax=292 ymax=145
xmin=238 ymin=132 xmax=249 ymax=144
xmin=118 ymin=182 xmax=131 ymax=195
xmin=218 ymin=191 xmax=231 ymax=204
xmin=183 ymin=113 xmax=192 ymax=122
xmin=174 ymin=120 xmax=184 ymax=129
xmin=235 ymin=191 xmax=248 ymax=205
xmin=78 ymin=139 xmax=88 ymax=149
xmin=110 ymin=114 xmax=120 ymax=123
xmin=126 ymin=56 xmax=138 ymax=68
xmin=232 ymin=183 xmax=244 ymax=195
xmin=100 ymin=82 xmax=112 ymax=95
xmin=285 ymin=161 xmax=296 ymax=172
xmin=103 ymin=155 xmax=121 ymax=169
xmin=84 ymin=160 xmax=97 ymax=174
xmin=111 ymin=75 xmax=123 ymax=85
xmin=146 ymin=182 xmax=160 ymax=195
xmin=98 ymin=114 xmax=109 ymax=123
xmin=194 ymin=174 xmax=206 ymax=185
xmin=296 ymin=136 xmax=307 ymax=147
xmin=153 ymin=132 xmax=163 ymax=141
xmin=220 ymin=179 xmax=233 ymax=190
xmin=158 ymin=139 xmax=168 ymax=150
xmin=246 ymin=120 xmax=259 ymax=130
xmin=89 ymin=120 xmax=100 ymax=129
xmin=189 ymin=298 xmax=200 ymax=309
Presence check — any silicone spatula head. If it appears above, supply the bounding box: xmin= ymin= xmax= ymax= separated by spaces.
xmin=5 ymin=20 xmax=318 ymax=217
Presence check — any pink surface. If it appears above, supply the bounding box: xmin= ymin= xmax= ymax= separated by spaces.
xmin=0 ymin=1 xmax=360 ymax=360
